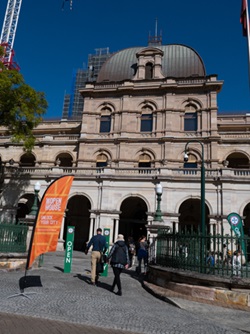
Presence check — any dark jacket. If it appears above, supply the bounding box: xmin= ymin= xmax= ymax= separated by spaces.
xmin=86 ymin=234 xmax=106 ymax=252
xmin=108 ymin=240 xmax=129 ymax=269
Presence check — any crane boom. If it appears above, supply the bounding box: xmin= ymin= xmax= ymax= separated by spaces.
xmin=0 ymin=0 xmax=22 ymax=68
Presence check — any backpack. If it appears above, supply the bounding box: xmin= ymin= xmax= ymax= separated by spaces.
xmin=111 ymin=244 xmax=127 ymax=265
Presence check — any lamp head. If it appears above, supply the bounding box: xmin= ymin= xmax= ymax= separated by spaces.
xmin=34 ymin=182 xmax=41 ymax=192
xmin=155 ymin=183 xmax=163 ymax=195
xmin=184 ymin=153 xmax=189 ymax=162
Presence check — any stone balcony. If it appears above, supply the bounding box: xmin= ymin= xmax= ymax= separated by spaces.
xmin=2 ymin=166 xmax=250 ymax=183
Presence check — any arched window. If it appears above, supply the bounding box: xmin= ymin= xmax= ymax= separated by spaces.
xmin=96 ymin=153 xmax=108 ymax=167
xmin=145 ymin=62 xmax=153 ymax=80
xmin=184 ymin=104 xmax=197 ymax=131
xmin=140 ymin=105 xmax=153 ymax=132
xmin=184 ymin=153 xmax=197 ymax=168
xmin=100 ymin=115 xmax=111 ymax=133
xmin=100 ymin=106 xmax=112 ymax=133
xmin=20 ymin=153 xmax=36 ymax=167
xmin=141 ymin=114 xmax=153 ymax=132
xmin=55 ymin=153 xmax=73 ymax=167
xmin=226 ymin=152 xmax=249 ymax=168
xmin=138 ymin=153 xmax=151 ymax=168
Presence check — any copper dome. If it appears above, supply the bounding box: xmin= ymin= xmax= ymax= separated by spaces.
xmin=97 ymin=44 xmax=206 ymax=83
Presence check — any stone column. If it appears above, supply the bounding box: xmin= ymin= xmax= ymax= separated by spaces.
xmin=56 ymin=212 xmax=66 ymax=251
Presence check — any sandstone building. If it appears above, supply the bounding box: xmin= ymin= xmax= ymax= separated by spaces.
xmin=1 ymin=39 xmax=250 ymax=251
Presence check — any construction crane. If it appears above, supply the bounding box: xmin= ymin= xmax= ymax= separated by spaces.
xmin=0 ymin=0 xmax=73 ymax=70
xmin=0 ymin=0 xmax=22 ymax=70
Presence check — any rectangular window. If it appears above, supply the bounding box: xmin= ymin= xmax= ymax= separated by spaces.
xmin=141 ymin=114 xmax=152 ymax=132
xmin=96 ymin=161 xmax=107 ymax=167
xmin=184 ymin=113 xmax=197 ymax=131
xmin=100 ymin=115 xmax=111 ymax=133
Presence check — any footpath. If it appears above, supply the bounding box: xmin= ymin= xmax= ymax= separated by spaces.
xmin=0 ymin=251 xmax=249 ymax=334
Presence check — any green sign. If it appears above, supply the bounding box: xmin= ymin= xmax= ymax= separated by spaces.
xmin=64 ymin=226 xmax=75 ymax=273
xmin=100 ymin=228 xmax=110 ymax=277
xmin=226 ymin=212 xmax=246 ymax=256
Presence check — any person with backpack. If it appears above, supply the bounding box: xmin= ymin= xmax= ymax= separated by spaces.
xmin=107 ymin=234 xmax=129 ymax=296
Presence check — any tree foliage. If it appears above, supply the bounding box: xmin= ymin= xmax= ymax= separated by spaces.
xmin=0 ymin=47 xmax=48 ymax=151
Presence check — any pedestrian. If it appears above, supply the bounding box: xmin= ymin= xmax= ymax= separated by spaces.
xmin=85 ymin=228 xmax=107 ymax=286
xmin=222 ymin=244 xmax=230 ymax=266
xmin=232 ymin=250 xmax=242 ymax=277
xmin=136 ymin=235 xmax=149 ymax=275
xmin=127 ymin=236 xmax=136 ymax=268
xmin=107 ymin=234 xmax=129 ymax=296
xmin=206 ymin=251 xmax=215 ymax=274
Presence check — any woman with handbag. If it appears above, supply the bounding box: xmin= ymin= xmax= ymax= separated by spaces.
xmin=107 ymin=234 xmax=129 ymax=296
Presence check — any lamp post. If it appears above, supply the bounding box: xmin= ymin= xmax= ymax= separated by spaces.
xmin=30 ymin=182 xmax=41 ymax=216
xmin=184 ymin=140 xmax=205 ymax=273
xmin=154 ymin=183 xmax=163 ymax=222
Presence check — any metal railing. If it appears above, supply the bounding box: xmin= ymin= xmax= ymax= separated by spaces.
xmin=0 ymin=223 xmax=28 ymax=253
xmin=149 ymin=227 xmax=250 ymax=278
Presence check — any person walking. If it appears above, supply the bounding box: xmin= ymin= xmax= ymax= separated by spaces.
xmin=107 ymin=234 xmax=129 ymax=296
xmin=127 ymin=236 xmax=136 ymax=268
xmin=232 ymin=249 xmax=242 ymax=277
xmin=136 ymin=235 xmax=149 ymax=275
xmin=85 ymin=228 xmax=106 ymax=286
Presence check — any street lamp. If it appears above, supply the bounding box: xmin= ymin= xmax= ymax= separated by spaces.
xmin=154 ymin=183 xmax=163 ymax=222
xmin=30 ymin=182 xmax=41 ymax=216
xmin=184 ymin=140 xmax=206 ymax=273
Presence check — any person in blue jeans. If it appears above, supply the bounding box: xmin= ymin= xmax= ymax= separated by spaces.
xmin=137 ymin=235 xmax=149 ymax=275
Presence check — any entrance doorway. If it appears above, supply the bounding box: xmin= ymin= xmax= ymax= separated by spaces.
xmin=64 ymin=195 xmax=91 ymax=251
xmin=179 ymin=198 xmax=209 ymax=232
xmin=119 ymin=197 xmax=148 ymax=243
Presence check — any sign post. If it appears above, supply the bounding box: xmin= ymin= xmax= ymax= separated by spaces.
xmin=64 ymin=226 xmax=75 ymax=273
xmin=101 ymin=228 xmax=110 ymax=277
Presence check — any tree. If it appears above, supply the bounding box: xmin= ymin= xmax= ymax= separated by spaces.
xmin=0 ymin=46 xmax=48 ymax=151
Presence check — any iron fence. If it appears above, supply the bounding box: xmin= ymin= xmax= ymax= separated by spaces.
xmin=0 ymin=223 xmax=28 ymax=253
xmin=148 ymin=227 xmax=250 ymax=278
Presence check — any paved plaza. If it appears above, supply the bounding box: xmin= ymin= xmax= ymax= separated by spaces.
xmin=0 ymin=251 xmax=249 ymax=334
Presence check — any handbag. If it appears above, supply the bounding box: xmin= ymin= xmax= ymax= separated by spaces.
xmin=102 ymin=254 xmax=108 ymax=264
xmin=96 ymin=260 xmax=104 ymax=273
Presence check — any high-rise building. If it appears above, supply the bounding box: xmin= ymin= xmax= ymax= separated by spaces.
xmin=62 ymin=47 xmax=113 ymax=119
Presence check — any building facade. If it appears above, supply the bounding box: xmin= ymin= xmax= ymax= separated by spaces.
xmin=0 ymin=41 xmax=250 ymax=251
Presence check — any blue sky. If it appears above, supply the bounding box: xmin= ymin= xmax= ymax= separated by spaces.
xmin=0 ymin=0 xmax=249 ymax=118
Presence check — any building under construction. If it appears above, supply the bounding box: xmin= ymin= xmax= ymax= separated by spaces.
xmin=62 ymin=47 xmax=113 ymax=119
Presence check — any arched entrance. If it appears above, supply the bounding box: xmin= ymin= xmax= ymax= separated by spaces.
xmin=243 ymin=203 xmax=250 ymax=255
xmin=243 ymin=203 xmax=250 ymax=237
xmin=64 ymin=195 xmax=91 ymax=251
xmin=119 ymin=197 xmax=148 ymax=243
xmin=179 ymin=198 xmax=209 ymax=232
xmin=16 ymin=193 xmax=39 ymax=223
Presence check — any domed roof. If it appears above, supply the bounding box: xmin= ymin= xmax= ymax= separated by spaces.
xmin=97 ymin=44 xmax=206 ymax=83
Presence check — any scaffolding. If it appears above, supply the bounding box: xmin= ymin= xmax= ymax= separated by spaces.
xmin=62 ymin=47 xmax=113 ymax=120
